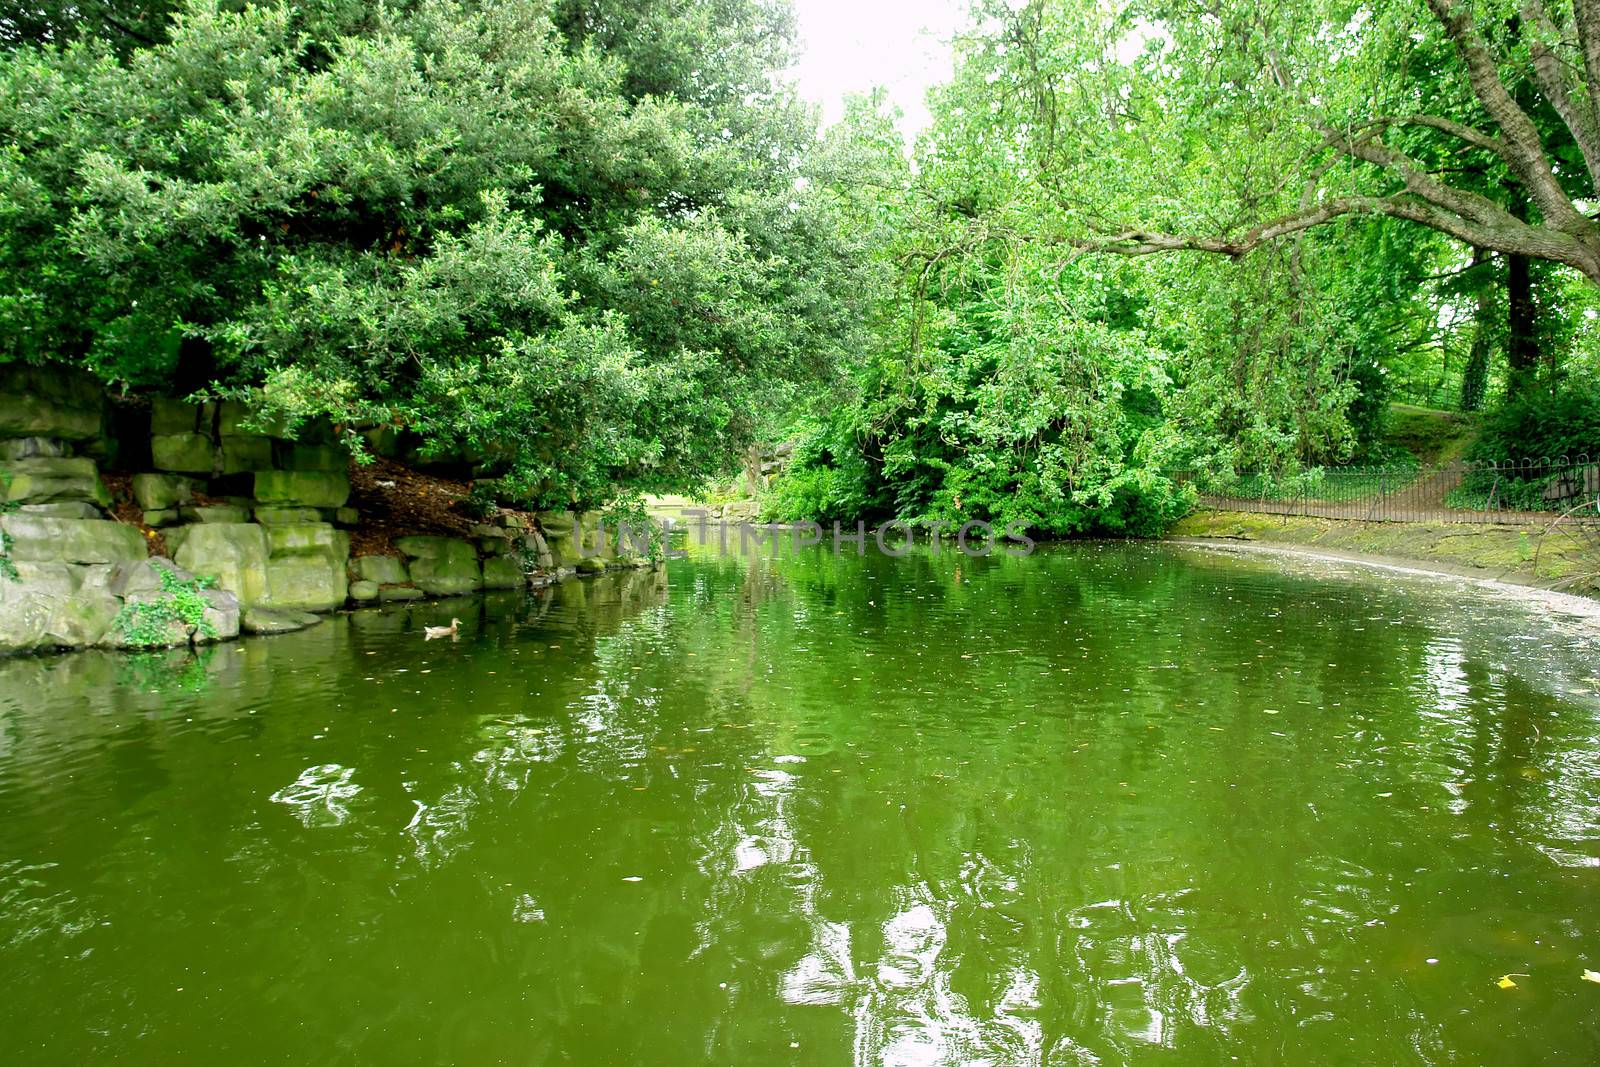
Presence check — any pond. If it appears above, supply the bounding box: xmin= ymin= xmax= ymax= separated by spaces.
xmin=1 ymin=542 xmax=1598 ymax=1064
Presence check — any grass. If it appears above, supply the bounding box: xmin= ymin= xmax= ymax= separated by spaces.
xmin=1383 ymin=403 xmax=1477 ymax=464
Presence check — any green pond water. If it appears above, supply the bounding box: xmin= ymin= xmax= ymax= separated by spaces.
xmin=1 ymin=541 xmax=1599 ymax=1064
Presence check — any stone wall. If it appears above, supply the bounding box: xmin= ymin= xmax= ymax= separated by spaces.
xmin=0 ymin=366 xmax=657 ymax=656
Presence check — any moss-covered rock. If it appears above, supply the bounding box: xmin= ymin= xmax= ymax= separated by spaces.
xmin=218 ymin=434 xmax=275 ymax=475
xmin=378 ymin=585 xmax=425 ymax=602
xmin=131 ymin=473 xmax=195 ymax=511
xmin=254 ymin=469 xmax=350 ymax=508
xmin=280 ymin=443 xmax=345 ymax=472
xmin=1 ymin=515 xmax=147 ymax=564
xmin=395 ymin=536 xmax=482 ymax=596
xmin=241 ymin=607 xmax=323 ymax=635
xmin=0 ymin=457 xmax=111 ymax=506
xmin=0 ymin=365 xmax=103 ymax=441
xmin=264 ymin=522 xmax=348 ymax=559
xmin=481 ymin=555 xmax=525 ymax=589
xmin=0 ymin=561 xmax=121 ymax=651
xmin=348 ymin=580 xmax=379 ymax=601
xmin=167 ymin=523 xmax=269 ymax=606
xmin=0 ymin=437 xmax=69 ymax=460
xmin=180 ymin=504 xmax=251 ymax=524
xmin=353 ymin=555 xmax=408 ymax=584
xmin=254 ymin=506 xmax=323 ymax=525
xmin=151 ymin=432 xmax=215 ymax=474
xmin=17 ymin=502 xmax=102 ymax=519
xmin=263 ymin=554 xmax=347 ymax=612
xmin=150 ymin=397 xmax=204 ymax=436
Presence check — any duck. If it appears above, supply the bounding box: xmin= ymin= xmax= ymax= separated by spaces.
xmin=424 ymin=618 xmax=461 ymax=640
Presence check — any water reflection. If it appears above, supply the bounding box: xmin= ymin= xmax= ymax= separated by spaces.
xmin=0 ymin=549 xmax=1597 ymax=1063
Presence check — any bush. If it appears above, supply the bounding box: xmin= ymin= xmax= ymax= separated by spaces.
xmin=114 ymin=568 xmax=217 ymax=648
xmin=1470 ymin=383 xmax=1600 ymax=464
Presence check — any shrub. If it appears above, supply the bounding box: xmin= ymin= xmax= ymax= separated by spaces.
xmin=1470 ymin=383 xmax=1600 ymax=464
xmin=114 ymin=568 xmax=218 ymax=648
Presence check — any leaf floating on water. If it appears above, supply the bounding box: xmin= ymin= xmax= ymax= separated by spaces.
xmin=1496 ymin=975 xmax=1518 ymax=990
xmin=1582 ymin=969 xmax=1600 ymax=985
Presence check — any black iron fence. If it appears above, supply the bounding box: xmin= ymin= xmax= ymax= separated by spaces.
xmin=1170 ymin=456 xmax=1600 ymax=524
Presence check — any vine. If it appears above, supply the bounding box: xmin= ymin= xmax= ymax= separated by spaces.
xmin=113 ymin=567 xmax=218 ymax=647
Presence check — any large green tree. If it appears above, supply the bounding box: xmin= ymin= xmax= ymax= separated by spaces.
xmin=0 ymin=0 xmax=875 ymax=504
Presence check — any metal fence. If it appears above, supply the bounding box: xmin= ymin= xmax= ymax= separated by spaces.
xmin=1170 ymin=456 xmax=1600 ymax=525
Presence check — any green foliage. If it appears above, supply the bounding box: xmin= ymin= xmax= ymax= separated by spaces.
xmin=1470 ymin=382 xmax=1600 ymax=464
xmin=0 ymin=0 xmax=874 ymax=507
xmin=460 ymin=481 xmax=500 ymax=522
xmin=113 ymin=567 xmax=217 ymax=647
xmin=0 ymin=472 xmax=16 ymax=581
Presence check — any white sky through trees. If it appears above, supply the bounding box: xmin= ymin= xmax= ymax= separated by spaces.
xmin=786 ymin=0 xmax=968 ymax=137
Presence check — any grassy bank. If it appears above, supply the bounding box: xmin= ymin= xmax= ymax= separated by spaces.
xmin=1169 ymin=510 xmax=1598 ymax=597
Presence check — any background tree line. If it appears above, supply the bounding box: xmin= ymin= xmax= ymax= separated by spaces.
xmin=2 ymin=0 xmax=1597 ymax=531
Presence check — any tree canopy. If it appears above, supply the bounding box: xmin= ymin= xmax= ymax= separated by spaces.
xmin=0 ymin=0 xmax=877 ymax=505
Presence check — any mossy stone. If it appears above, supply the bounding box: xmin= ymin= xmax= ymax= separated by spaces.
xmin=253 ymin=469 xmax=350 ymax=508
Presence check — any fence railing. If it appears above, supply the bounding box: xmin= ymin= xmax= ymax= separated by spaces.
xmin=1170 ymin=456 xmax=1600 ymax=525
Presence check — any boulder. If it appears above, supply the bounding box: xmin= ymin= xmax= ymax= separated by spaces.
xmin=536 ymin=511 xmax=579 ymax=566
xmin=264 ymin=522 xmax=348 ymax=559
xmin=131 ymin=473 xmax=195 ymax=511
xmin=254 ymin=469 xmax=349 ymax=508
xmin=259 ymin=522 xmax=348 ymax=612
xmin=0 ymin=365 xmax=103 ymax=441
xmin=179 ymin=504 xmax=251 ymax=524
xmin=167 ymin=523 xmax=269 ymax=606
xmin=253 ymin=506 xmax=322 ymax=525
xmin=218 ymin=434 xmax=274 ymax=475
xmin=0 ymin=437 xmax=69 ymax=460
xmin=280 ymin=443 xmax=345 ymax=472
xmin=105 ymin=556 xmax=190 ymax=598
xmin=0 ymin=456 xmax=111 ymax=506
xmin=574 ymin=556 xmax=606 ymax=575
xmin=0 ymin=561 xmax=122 ymax=652
xmin=1 ymin=515 xmax=147 ymax=564
xmin=333 ymin=507 xmax=360 ymax=527
xmin=481 ymin=555 xmax=525 ymax=589
xmin=394 ymin=536 xmax=481 ymax=596
xmin=353 ymin=555 xmax=408 ymax=584
xmin=18 ymin=502 xmax=103 ymax=519
xmin=241 ymin=607 xmax=323 ymax=635
xmin=151 ymin=433 xmax=215 ymax=474
xmin=349 ymin=580 xmax=379 ymax=601
xmin=142 ymin=509 xmax=180 ymax=527
xmin=150 ymin=397 xmax=204 ymax=436
xmin=378 ymin=585 xmax=425 ymax=602
xmin=263 ymin=554 xmax=347 ymax=612
xmin=105 ymin=584 xmax=240 ymax=648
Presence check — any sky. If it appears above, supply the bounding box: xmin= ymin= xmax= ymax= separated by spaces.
xmin=786 ymin=0 xmax=970 ymax=138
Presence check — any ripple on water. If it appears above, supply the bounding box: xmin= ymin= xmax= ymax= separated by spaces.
xmin=269 ymin=764 xmax=362 ymax=828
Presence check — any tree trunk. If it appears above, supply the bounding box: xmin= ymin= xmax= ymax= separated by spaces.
xmin=1504 ymin=191 xmax=1540 ymax=398
xmin=1505 ymin=252 xmax=1539 ymax=396
xmin=1461 ymin=248 xmax=1492 ymax=412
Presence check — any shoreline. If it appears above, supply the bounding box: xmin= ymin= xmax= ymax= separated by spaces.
xmin=1166 ymin=535 xmax=1600 ymax=622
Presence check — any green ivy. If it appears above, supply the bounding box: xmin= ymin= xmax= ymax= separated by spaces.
xmin=0 ymin=471 xmax=16 ymax=582
xmin=114 ymin=568 xmax=219 ymax=648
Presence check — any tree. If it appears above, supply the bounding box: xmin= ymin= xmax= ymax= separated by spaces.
xmin=0 ymin=0 xmax=874 ymax=505
xmin=985 ymin=0 xmax=1600 ymax=287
